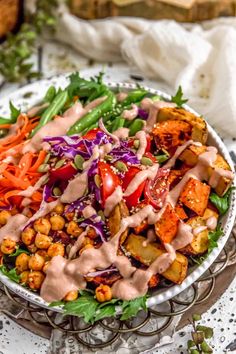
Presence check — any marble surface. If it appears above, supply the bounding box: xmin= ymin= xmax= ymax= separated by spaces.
xmin=0 ymin=40 xmax=236 ymax=354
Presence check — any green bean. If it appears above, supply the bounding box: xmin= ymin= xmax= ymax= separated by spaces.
xmin=128 ymin=119 xmax=144 ymax=136
xmin=44 ymin=86 xmax=56 ymax=103
xmin=111 ymin=116 xmax=125 ymax=132
xmin=30 ymin=90 xmax=68 ymax=137
xmin=81 ymin=122 xmax=99 ymax=136
xmin=120 ymin=90 xmax=147 ymax=107
xmin=67 ymin=91 xmax=116 ymax=135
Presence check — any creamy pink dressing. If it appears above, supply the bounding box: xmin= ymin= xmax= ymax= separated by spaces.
xmin=171 ymin=222 xmax=193 ymax=250
xmin=60 ymin=172 xmax=87 ymax=204
xmin=21 ymin=198 xmax=32 ymax=207
xmin=0 ymin=214 xmax=28 ymax=243
xmin=113 ymin=127 xmax=130 ymax=139
xmin=99 ymin=119 xmax=120 ymax=145
xmin=164 ymin=140 xmax=201 ymax=169
xmin=104 ymin=186 xmax=123 ymax=217
xmin=206 ymin=216 xmax=218 ymax=230
xmin=18 ymin=175 xmax=48 ymax=198
xmin=124 ymin=164 xmax=159 ymax=197
xmin=82 ymin=205 xmax=97 ymax=219
xmin=121 ymin=104 xmax=138 ymax=120
xmin=140 ymin=99 xmax=176 ymax=131
xmin=167 ymin=147 xmax=218 ymax=207
xmin=209 ymin=167 xmax=234 ymax=188
xmin=68 ymin=228 xmax=88 ymax=260
xmin=21 ymin=200 xmax=58 ymax=231
xmin=27 ymin=103 xmax=49 ymax=118
xmin=116 ymin=92 xmax=128 ymax=102
xmin=23 ymin=97 xmax=107 ymax=154
xmin=135 ymin=130 xmax=147 ymax=160
xmin=0 ymin=115 xmax=25 ymax=143
xmin=193 ymin=225 xmax=207 ymax=236
xmin=143 ymin=228 xmax=156 ymax=247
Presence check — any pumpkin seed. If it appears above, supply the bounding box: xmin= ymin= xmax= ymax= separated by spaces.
xmin=141 ymin=157 xmax=153 ymax=166
xmin=104 ymin=155 xmax=113 ymax=162
xmin=114 ymin=161 xmax=128 ymax=172
xmin=98 ymin=210 xmax=105 ymax=221
xmin=44 ymin=153 xmax=51 ymax=164
xmin=37 ymin=164 xmax=50 ymax=173
xmin=94 ymin=174 xmax=101 ymax=187
xmin=53 ymin=187 xmax=62 ymax=196
xmin=133 ymin=139 xmax=140 ymax=149
xmin=74 ymin=155 xmax=84 ymax=170
xmin=55 ymin=159 xmax=65 ymax=169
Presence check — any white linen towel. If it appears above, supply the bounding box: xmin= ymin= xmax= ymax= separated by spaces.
xmin=53 ymin=8 xmax=236 ymax=138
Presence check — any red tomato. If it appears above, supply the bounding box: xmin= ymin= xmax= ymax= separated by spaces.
xmin=82 ymin=128 xmax=101 ymax=140
xmin=128 ymin=135 xmax=151 ymax=153
xmin=122 ymin=166 xmax=146 ymax=209
xmin=144 ymin=168 xmax=170 ymax=209
xmin=50 ymin=163 xmax=77 ymax=181
xmin=144 ymin=151 xmax=157 ymax=163
xmin=98 ymin=161 xmax=120 ymax=205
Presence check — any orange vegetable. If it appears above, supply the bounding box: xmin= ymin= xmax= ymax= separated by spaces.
xmin=155 ymin=203 xmax=179 ymax=243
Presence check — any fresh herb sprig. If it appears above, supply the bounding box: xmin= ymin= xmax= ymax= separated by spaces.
xmin=171 ymin=86 xmax=188 ymax=107
xmin=209 ymin=187 xmax=235 ymax=216
xmin=187 ymin=314 xmax=214 ymax=353
xmin=50 ymin=290 xmax=148 ymax=323
xmin=0 ymin=265 xmax=20 ymax=283
xmin=0 ymin=0 xmax=59 ymax=83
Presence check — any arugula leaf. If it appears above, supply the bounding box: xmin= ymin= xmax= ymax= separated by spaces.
xmin=208 ymin=225 xmax=223 ymax=254
xmin=0 ymin=265 xmax=20 ymax=283
xmin=94 ymin=303 xmax=117 ymax=321
xmin=49 ymin=300 xmax=65 ymax=307
xmin=209 ymin=187 xmax=235 ymax=216
xmin=9 ymin=248 xmax=30 ymax=257
xmin=63 ymin=292 xmax=99 ymax=323
xmin=91 ymin=71 xmax=105 ymax=85
xmin=9 ymin=101 xmax=21 ymax=121
xmin=171 ymin=86 xmax=188 ymax=107
xmin=120 ymin=295 xmax=147 ymax=321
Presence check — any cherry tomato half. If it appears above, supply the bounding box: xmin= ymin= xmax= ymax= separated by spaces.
xmin=50 ymin=163 xmax=77 ymax=181
xmin=122 ymin=166 xmax=146 ymax=209
xmin=144 ymin=168 xmax=170 ymax=210
xmin=98 ymin=161 xmax=120 ymax=206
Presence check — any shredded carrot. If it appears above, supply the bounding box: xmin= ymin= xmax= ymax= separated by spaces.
xmin=29 ymin=150 xmax=47 ymax=172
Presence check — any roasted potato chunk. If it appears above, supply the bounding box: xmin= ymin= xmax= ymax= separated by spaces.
xmin=124 ymin=234 xmax=188 ymax=284
xmin=179 ymin=178 xmax=210 ymax=216
xmin=107 ymin=200 xmax=129 ymax=244
xmin=181 ymin=217 xmax=208 ymax=255
xmin=155 ymin=203 xmax=179 ymax=243
xmin=157 ymin=107 xmax=208 ymax=144
xmin=152 ymin=120 xmax=192 ymax=151
xmin=179 ymin=144 xmax=232 ymax=196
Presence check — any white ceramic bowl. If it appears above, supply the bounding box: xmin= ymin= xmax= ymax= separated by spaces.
xmin=0 ymin=74 xmax=235 ymax=312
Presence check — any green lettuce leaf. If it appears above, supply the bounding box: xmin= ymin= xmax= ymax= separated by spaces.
xmin=209 ymin=187 xmax=234 ymax=216
xmin=120 ymin=295 xmax=148 ymax=321
xmin=9 ymin=248 xmax=30 ymax=257
xmin=171 ymin=86 xmax=188 ymax=107
xmin=208 ymin=225 xmax=223 ymax=254
xmin=9 ymin=101 xmax=21 ymax=121
xmin=0 ymin=265 xmax=20 ymax=283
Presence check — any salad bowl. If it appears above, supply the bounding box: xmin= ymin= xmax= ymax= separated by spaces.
xmin=0 ymin=72 xmax=235 ymax=316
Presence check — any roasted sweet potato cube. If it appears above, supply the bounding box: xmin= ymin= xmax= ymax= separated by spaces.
xmin=155 ymin=203 xmax=179 ymax=243
xmin=133 ymin=219 xmax=148 ymax=234
xmin=181 ymin=216 xmax=209 ymax=255
xmin=152 ymin=120 xmax=192 ymax=151
xmin=124 ymin=234 xmax=188 ymax=284
xmin=179 ymin=145 xmax=232 ymax=196
xmin=179 ymin=178 xmax=210 ymax=216
xmin=157 ymin=107 xmax=208 ymax=144
xmin=175 ymin=203 xmax=188 ymax=220
xmin=148 ymin=274 xmax=160 ymax=288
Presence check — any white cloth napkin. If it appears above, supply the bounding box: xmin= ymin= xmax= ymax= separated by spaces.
xmin=54 ymin=9 xmax=236 ymax=138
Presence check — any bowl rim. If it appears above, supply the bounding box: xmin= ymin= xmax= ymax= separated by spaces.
xmin=0 ymin=75 xmax=235 ymax=312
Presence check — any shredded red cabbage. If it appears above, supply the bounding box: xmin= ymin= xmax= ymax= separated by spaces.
xmin=138 ymin=108 xmax=149 ymax=120
xmin=86 ymin=267 xmax=118 ymax=277
xmin=81 ymin=218 xmax=107 ymax=243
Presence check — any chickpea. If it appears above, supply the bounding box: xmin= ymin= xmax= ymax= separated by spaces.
xmin=79 ymin=244 xmax=93 ymax=255
xmin=87 ymin=227 xmax=97 ymax=239
xmin=83 ymin=237 xmax=94 ymax=246
xmin=0 ymin=239 xmax=16 ymax=254
xmin=36 ymin=250 xmax=48 ymax=259
xmin=35 ymin=233 xmax=52 ymax=249
xmin=0 ymin=210 xmax=11 ymax=225
xmin=52 ymin=203 xmax=64 ymax=215
xmin=47 ymin=243 xmax=65 ymax=258
xmin=42 ymin=261 xmax=50 ymax=273
xmin=21 ymin=228 xmax=36 ymax=245
xmin=64 ymin=290 xmax=78 ymax=302
xmin=28 ymin=253 xmax=45 ymax=271
xmin=50 ymin=215 xmax=65 ymax=231
xmin=27 ymin=244 xmax=37 ymax=253
xmin=15 ymin=253 xmax=30 ymax=272
xmin=33 ymin=218 xmax=51 ymax=235
xmin=20 ymin=270 xmax=30 ymax=284
xmin=66 ymin=221 xmax=83 ymax=237
xmin=64 ymin=206 xmax=75 ymax=221
xmin=95 ymin=284 xmax=112 ymax=303
xmin=28 ymin=271 xmax=45 ymax=290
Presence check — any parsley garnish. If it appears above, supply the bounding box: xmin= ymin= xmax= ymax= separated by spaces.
xmin=208 ymin=225 xmax=223 ymax=254
xmin=171 ymin=86 xmax=188 ymax=107
xmin=209 ymin=187 xmax=235 ymax=216
xmin=50 ymin=291 xmax=148 ymax=323
xmin=9 ymin=248 xmax=30 ymax=257
xmin=0 ymin=265 xmax=20 ymax=283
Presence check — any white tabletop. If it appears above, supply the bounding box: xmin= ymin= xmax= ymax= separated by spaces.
xmin=0 ymin=41 xmax=236 ymax=354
